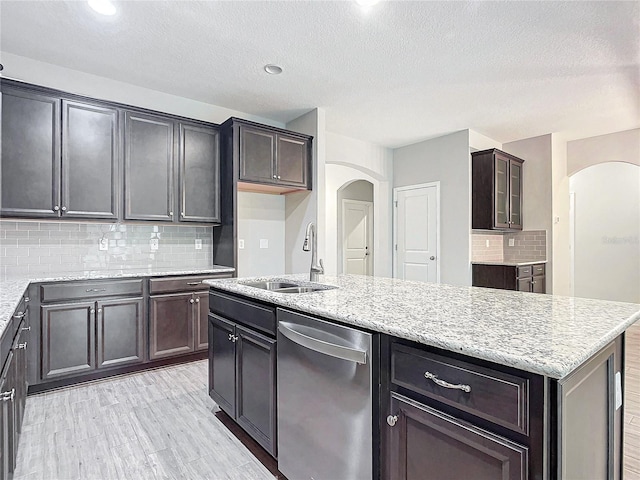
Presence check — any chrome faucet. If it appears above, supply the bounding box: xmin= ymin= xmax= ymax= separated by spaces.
xmin=303 ymin=222 xmax=324 ymax=282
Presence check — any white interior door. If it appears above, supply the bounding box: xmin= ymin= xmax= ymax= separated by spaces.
xmin=394 ymin=183 xmax=439 ymax=283
xmin=342 ymin=200 xmax=373 ymax=275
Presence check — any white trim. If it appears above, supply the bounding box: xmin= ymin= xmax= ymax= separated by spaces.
xmin=393 ymin=182 xmax=441 ymax=283
xmin=569 ymin=191 xmax=575 ymax=297
xmin=341 ymin=199 xmax=374 ymax=275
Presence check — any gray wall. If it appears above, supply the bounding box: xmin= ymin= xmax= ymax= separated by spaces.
xmin=393 ymin=130 xmax=471 ymax=286
xmin=503 ymin=134 xmax=554 ymax=291
xmin=0 ymin=220 xmax=213 ymax=278
xmin=237 ymin=192 xmax=286 ymax=277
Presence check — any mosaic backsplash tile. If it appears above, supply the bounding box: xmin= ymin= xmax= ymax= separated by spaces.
xmin=0 ymin=220 xmax=213 ymax=277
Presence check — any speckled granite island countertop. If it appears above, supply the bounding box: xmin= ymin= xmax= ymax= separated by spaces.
xmin=0 ymin=265 xmax=235 ymax=337
xmin=204 ymin=274 xmax=640 ymax=380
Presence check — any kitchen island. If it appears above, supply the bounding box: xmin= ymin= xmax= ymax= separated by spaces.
xmin=205 ymin=274 xmax=640 ymax=480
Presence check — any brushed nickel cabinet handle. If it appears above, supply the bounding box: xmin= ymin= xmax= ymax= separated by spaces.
xmin=17 ymin=342 xmax=27 ymax=350
xmin=13 ymin=312 xmax=25 ymax=320
xmin=387 ymin=415 xmax=398 ymax=427
xmin=186 ymin=282 xmax=201 ymax=286
xmin=1 ymin=389 xmax=15 ymax=402
xmin=424 ymin=371 xmax=471 ymax=393
xmin=86 ymin=288 xmax=107 ymax=293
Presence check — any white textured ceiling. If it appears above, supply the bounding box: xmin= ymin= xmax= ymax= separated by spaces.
xmin=1 ymin=1 xmax=638 ymax=147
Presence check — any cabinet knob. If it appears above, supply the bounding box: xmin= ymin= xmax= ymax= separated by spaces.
xmin=61 ymin=206 xmax=67 ymax=212
xmin=190 ymin=298 xmax=195 ymax=304
xmin=17 ymin=342 xmax=27 ymax=350
xmin=24 ymin=297 xmax=30 ymax=303
xmin=277 ymin=175 xmax=281 ymax=180
xmin=97 ymin=308 xmax=102 ymax=313
xmin=90 ymin=308 xmax=95 ymax=314
xmin=273 ymin=175 xmax=277 ymax=179
xmin=386 ymin=415 xmax=398 ymax=427
xmin=53 ymin=205 xmax=60 ymax=212
xmin=195 ymin=298 xmax=200 ymax=303
xmin=169 ymin=211 xmax=174 ymax=216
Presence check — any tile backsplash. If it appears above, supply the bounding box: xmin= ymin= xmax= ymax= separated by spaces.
xmin=0 ymin=220 xmax=213 ymax=278
xmin=471 ymin=230 xmax=547 ymax=262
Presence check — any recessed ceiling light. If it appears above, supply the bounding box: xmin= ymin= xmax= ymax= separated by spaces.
xmin=88 ymin=0 xmax=116 ymax=16
xmin=264 ymin=64 xmax=283 ymax=75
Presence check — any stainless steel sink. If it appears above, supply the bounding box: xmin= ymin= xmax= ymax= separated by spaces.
xmin=241 ymin=281 xmax=298 ymax=291
xmin=239 ymin=280 xmax=338 ymax=294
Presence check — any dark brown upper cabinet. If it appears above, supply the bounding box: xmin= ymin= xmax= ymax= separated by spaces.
xmin=124 ymin=111 xmax=175 ymax=222
xmin=1 ymin=87 xmax=61 ymax=218
xmin=1 ymin=88 xmax=118 ymax=220
xmin=62 ymin=100 xmax=118 ymax=219
xmin=472 ymin=149 xmax=524 ymax=231
xmin=222 ymin=118 xmax=312 ymax=193
xmin=179 ymin=123 xmax=220 ymax=223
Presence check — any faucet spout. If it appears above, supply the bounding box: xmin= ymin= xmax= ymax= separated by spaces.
xmin=303 ymin=222 xmax=324 ymax=281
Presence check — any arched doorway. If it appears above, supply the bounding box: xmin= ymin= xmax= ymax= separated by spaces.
xmin=337 ymin=180 xmax=374 ymax=275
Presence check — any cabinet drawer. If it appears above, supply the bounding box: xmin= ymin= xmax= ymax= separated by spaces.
xmin=532 ymin=264 xmax=545 ymax=276
xmin=150 ymin=274 xmax=232 ymax=294
xmin=391 ymin=343 xmax=529 ymax=435
xmin=41 ymin=279 xmax=143 ymax=302
xmin=209 ymin=291 xmax=276 ymax=336
xmin=516 ymin=265 xmax=532 ymax=277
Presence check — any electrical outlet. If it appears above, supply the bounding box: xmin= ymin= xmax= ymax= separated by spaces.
xmin=260 ymin=239 xmax=268 ymax=249
xmin=485 ymin=240 xmax=490 ymax=248
xmin=99 ymin=238 xmax=109 ymax=251
xmin=195 ymin=239 xmax=202 ymax=250
xmin=508 ymin=238 xmax=515 ymax=247
xmin=238 ymin=239 xmax=245 ymax=249
xmin=150 ymin=238 xmax=159 ymax=251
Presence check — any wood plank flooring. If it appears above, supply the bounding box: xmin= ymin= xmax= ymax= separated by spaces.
xmin=13 ymin=361 xmax=275 ymax=480
xmin=625 ymin=321 xmax=640 ymax=480
xmin=12 ymin=327 xmax=640 ymax=479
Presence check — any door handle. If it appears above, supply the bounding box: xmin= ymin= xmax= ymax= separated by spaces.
xmin=278 ymin=322 xmax=367 ymax=365
xmin=430 ymin=256 xmax=435 ymax=260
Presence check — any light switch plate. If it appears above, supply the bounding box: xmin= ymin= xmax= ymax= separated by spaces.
xmin=195 ymin=239 xmax=202 ymax=250
xmin=260 ymin=239 xmax=268 ymax=249
xmin=238 ymin=239 xmax=245 ymax=249
xmin=150 ymin=238 xmax=159 ymax=251
xmin=485 ymin=240 xmax=490 ymax=247
xmin=99 ymin=238 xmax=109 ymax=251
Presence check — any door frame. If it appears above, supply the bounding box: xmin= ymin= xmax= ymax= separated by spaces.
xmin=393 ymin=182 xmax=441 ymax=283
xmin=341 ymin=199 xmax=374 ymax=275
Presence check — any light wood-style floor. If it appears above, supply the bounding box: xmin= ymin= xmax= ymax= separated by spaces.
xmin=13 ymin=361 xmax=275 ymax=480
xmin=12 ymin=328 xmax=640 ymax=480
xmin=625 ymin=321 xmax=640 ymax=480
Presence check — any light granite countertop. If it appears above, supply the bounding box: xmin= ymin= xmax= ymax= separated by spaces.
xmin=471 ymin=260 xmax=548 ymax=266
xmin=0 ymin=265 xmax=235 ymax=339
xmin=204 ymin=274 xmax=640 ymax=380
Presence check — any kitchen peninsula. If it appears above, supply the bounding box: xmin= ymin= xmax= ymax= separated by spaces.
xmin=206 ymin=274 xmax=640 ymax=480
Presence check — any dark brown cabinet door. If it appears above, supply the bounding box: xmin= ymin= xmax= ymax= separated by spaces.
xmin=517 ymin=277 xmax=531 ymax=292
xmin=276 ymin=134 xmax=308 ymax=187
xmin=239 ymin=126 xmax=275 ymax=183
xmin=493 ymin=154 xmax=510 ymax=229
xmin=41 ymin=302 xmax=96 ymax=380
xmin=0 ymin=353 xmax=15 ymax=478
xmin=209 ymin=314 xmax=236 ymax=417
xmin=124 ymin=111 xmax=175 ymax=221
xmin=96 ymin=297 xmax=144 ymax=368
xmin=509 ymin=159 xmax=523 ymax=230
xmin=235 ymin=323 xmax=277 ymax=456
xmin=387 ymin=393 xmax=528 ymax=480
xmin=1 ymin=88 xmax=61 ymax=218
xmin=61 ymin=100 xmax=118 ymax=219
xmin=194 ymin=291 xmax=209 ymax=351
xmin=179 ymin=123 xmax=220 ymax=223
xmin=12 ymin=326 xmax=28 ymax=438
xmin=531 ymin=275 xmax=545 ymax=294
xmin=149 ymin=293 xmax=194 ymax=359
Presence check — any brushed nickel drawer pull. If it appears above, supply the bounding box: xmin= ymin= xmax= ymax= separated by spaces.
xmin=186 ymin=282 xmax=201 ymax=286
xmin=86 ymin=288 xmax=107 ymax=293
xmin=17 ymin=342 xmax=27 ymax=350
xmin=13 ymin=312 xmax=25 ymax=319
xmin=424 ymin=371 xmax=471 ymax=393
xmin=0 ymin=389 xmax=15 ymax=402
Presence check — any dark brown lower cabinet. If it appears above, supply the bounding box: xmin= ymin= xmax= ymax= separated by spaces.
xmin=41 ymin=297 xmax=144 ymax=380
xmin=41 ymin=301 xmax=96 ymax=380
xmin=149 ymin=293 xmax=194 ymax=359
xmin=97 ymin=297 xmax=144 ymax=368
xmin=194 ymin=291 xmax=210 ymax=351
xmin=388 ymin=392 xmax=528 ymax=480
xmin=208 ymin=313 xmax=277 ymax=457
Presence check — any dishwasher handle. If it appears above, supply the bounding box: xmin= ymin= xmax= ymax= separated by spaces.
xmin=279 ymin=321 xmax=368 ymax=365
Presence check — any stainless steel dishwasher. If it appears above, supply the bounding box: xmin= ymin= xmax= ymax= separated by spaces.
xmin=277 ymin=308 xmax=375 ymax=480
